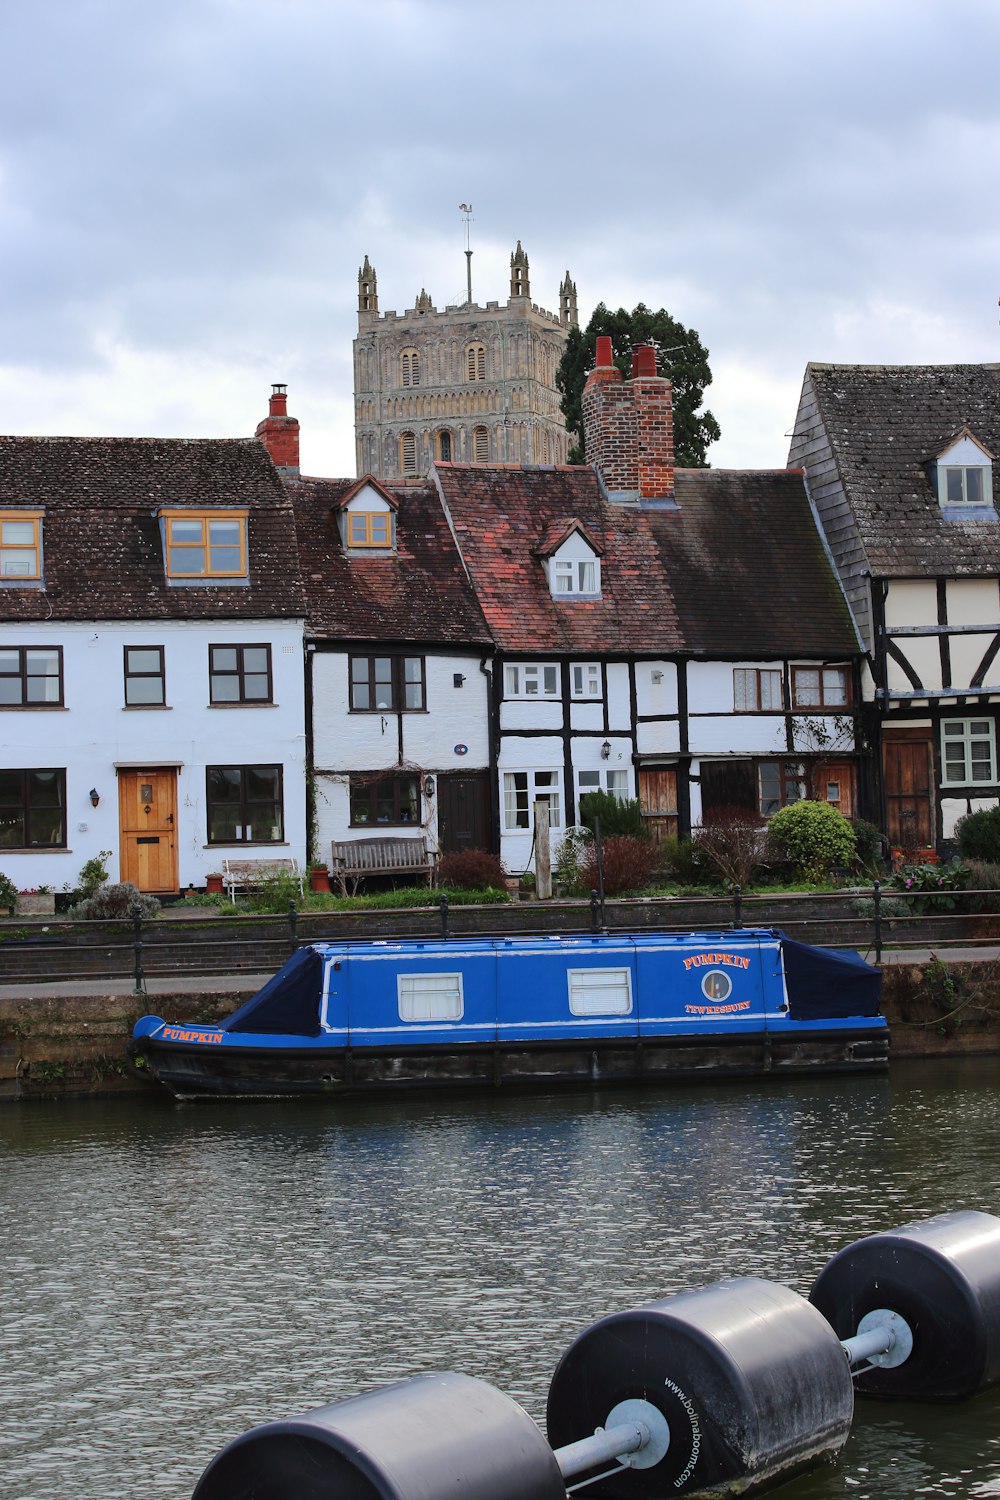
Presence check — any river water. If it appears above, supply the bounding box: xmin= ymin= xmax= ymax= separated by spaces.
xmin=2 ymin=1060 xmax=1000 ymax=1500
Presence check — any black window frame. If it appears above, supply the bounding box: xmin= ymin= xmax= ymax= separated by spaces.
xmin=208 ymin=643 xmax=273 ymax=706
xmin=350 ymin=774 xmax=420 ymax=827
xmin=0 ymin=767 xmax=67 ymax=848
xmin=206 ymin=763 xmax=284 ymax=845
xmin=349 ymin=653 xmax=426 ymax=713
xmin=0 ymin=645 xmax=63 ymax=708
xmin=123 ymin=645 xmax=166 ymax=707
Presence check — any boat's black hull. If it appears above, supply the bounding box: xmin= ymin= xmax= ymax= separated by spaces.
xmin=132 ymin=1029 xmax=890 ymax=1100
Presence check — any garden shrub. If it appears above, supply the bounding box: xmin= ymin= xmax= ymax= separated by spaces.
xmin=890 ymin=857 xmax=971 ymax=912
xmin=554 ymin=826 xmax=593 ymax=893
xmin=71 ymin=882 xmax=160 ymax=920
xmin=955 ymin=806 xmax=1000 ymax=864
xmin=240 ymin=873 xmax=303 ymax=913
xmin=693 ymin=806 xmax=769 ymax=888
xmin=579 ymin=791 xmax=647 ymax=840
xmin=580 ymin=835 xmax=662 ymax=896
xmin=767 ymin=800 xmax=857 ymax=882
xmin=964 ymin=860 xmax=1000 ymax=914
xmin=850 ymin=818 xmax=886 ymax=875
xmin=435 ymin=848 xmax=508 ymax=890
xmin=77 ymin=850 xmax=113 ymax=900
xmin=658 ymin=836 xmax=705 ymax=885
xmin=0 ymin=871 xmax=17 ymax=914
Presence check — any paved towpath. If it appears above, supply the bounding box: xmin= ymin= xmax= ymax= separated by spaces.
xmin=0 ymin=947 xmax=997 ymax=1003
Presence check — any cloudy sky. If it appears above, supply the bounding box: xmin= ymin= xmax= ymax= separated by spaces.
xmin=3 ymin=0 xmax=999 ymax=476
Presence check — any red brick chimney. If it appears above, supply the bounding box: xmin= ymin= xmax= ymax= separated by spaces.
xmin=255 ymin=383 xmax=300 ymax=474
xmin=581 ymin=340 xmax=674 ymax=502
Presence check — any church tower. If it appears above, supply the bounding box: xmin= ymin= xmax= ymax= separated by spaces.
xmin=353 ymin=242 xmax=576 ymax=480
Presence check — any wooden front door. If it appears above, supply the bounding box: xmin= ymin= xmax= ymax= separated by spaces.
xmin=883 ymin=736 xmax=934 ymax=850
xmin=437 ymin=772 xmax=492 ymax=854
xmin=118 ymin=770 xmax=179 ymax=894
xmin=639 ymin=767 xmax=678 ymax=841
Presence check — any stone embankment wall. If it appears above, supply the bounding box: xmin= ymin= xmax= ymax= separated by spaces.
xmin=2 ymin=959 xmax=998 ymax=1101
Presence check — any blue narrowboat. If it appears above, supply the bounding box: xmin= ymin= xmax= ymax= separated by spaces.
xmin=130 ymin=928 xmax=886 ymax=1100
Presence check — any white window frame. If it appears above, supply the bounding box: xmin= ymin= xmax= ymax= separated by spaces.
xmin=552 ymin=558 xmax=600 ymax=597
xmin=504 ymin=662 xmax=560 ymax=698
xmin=502 ymin=770 xmax=563 ymax=830
xmin=397 ymin=972 xmax=464 ymax=1022
xmin=571 ymin=662 xmax=602 ymax=699
xmin=941 ymin=718 xmax=997 ymax=787
xmin=567 ymin=967 xmax=633 ymax=1017
xmin=577 ymin=768 xmax=630 ymax=802
xmin=939 ymin=465 xmax=992 ymax=507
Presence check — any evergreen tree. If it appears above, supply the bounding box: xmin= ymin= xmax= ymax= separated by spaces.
xmin=556 ymin=302 xmax=721 ymax=467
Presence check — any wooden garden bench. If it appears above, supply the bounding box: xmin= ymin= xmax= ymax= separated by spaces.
xmin=330 ymin=836 xmax=435 ymax=895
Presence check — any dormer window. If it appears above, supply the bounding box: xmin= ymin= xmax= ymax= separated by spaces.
xmin=934 ymin=429 xmax=994 ymax=510
xmin=347 ymin=511 xmax=392 ymax=548
xmin=554 ymin=558 xmax=598 ymax=595
xmin=163 ymin=510 xmax=248 ymax=581
xmin=340 ymin=477 xmax=398 ymax=552
xmin=0 ymin=511 xmax=42 ymax=582
xmin=538 ymin=519 xmax=603 ymax=601
xmin=941 ymin=465 xmax=989 ymax=505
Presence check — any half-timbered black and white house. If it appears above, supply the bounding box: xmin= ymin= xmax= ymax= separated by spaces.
xmin=789 ymin=362 xmax=1000 ymax=854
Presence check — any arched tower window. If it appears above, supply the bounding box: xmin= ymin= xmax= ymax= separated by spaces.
xmin=466 ymin=342 xmax=486 ymax=382
xmin=401 ymin=431 xmax=417 ymax=474
xmin=436 ymin=430 xmax=454 ymax=462
xmin=472 ymin=426 xmax=489 ymax=464
xmin=400 ymin=349 xmax=420 ymax=388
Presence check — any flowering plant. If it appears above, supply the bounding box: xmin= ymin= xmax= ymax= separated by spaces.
xmin=890 ymin=858 xmax=971 ymax=912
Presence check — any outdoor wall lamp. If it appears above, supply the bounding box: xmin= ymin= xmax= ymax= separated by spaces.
xmin=600 ymin=740 xmax=611 ymax=760
xmin=423 ymin=776 xmax=436 ymax=797
xmin=89 ymin=788 xmax=100 ymax=807
xmin=652 ymin=669 xmax=664 ymax=684
xmin=453 ymin=673 xmax=465 ymax=687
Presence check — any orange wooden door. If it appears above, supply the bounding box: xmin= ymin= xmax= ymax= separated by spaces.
xmin=639 ymin=767 xmax=678 ymax=841
xmin=883 ymin=737 xmax=933 ymax=850
xmin=118 ymin=770 xmax=178 ymax=893
xmin=813 ymin=760 xmax=855 ymax=819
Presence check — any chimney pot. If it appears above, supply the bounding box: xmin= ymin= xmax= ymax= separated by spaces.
xmin=594 ymin=335 xmax=615 ymax=368
xmin=632 ymin=345 xmax=658 ymax=378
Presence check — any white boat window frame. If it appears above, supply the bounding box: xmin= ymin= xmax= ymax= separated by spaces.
xmin=567 ymin=966 xmax=633 ymax=1017
xmin=397 ymin=971 xmax=465 ymax=1022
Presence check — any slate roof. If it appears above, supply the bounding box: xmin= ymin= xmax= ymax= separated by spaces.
xmin=0 ymin=436 xmax=305 ymax=621
xmin=657 ymin=469 xmax=858 ymax=657
xmin=434 ymin=462 xmax=856 ymax=658
xmin=288 ymin=476 xmax=492 ymax=646
xmin=805 ymin=363 xmax=1000 ymax=576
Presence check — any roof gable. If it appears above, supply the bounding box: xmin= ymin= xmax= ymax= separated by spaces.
xmin=803 ymin=363 xmax=1000 ymax=576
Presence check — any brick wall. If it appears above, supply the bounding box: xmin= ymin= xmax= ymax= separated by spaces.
xmin=583 ymin=338 xmax=675 ymax=500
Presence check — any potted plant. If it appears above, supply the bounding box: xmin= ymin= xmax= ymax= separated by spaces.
xmin=17 ymin=886 xmax=55 ymax=916
xmin=309 ymin=864 xmax=331 ymax=894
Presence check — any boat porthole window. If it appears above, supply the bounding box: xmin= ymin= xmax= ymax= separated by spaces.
xmin=701 ymin=970 xmax=733 ymax=1002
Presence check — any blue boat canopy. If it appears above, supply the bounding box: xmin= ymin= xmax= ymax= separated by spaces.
xmin=221 ymin=945 xmax=323 ymax=1035
xmin=781 ymin=938 xmax=881 ymax=1020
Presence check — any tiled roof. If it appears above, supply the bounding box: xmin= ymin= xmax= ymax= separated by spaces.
xmin=435 ymin=463 xmax=856 ymax=658
xmin=806 ymin=363 xmax=1000 ymax=576
xmin=658 ymin=470 xmax=858 ymax=657
xmin=0 ymin=436 xmax=305 ymax=621
xmin=288 ymin=476 xmax=492 ymax=645
xmin=434 ymin=464 xmax=684 ymax=654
